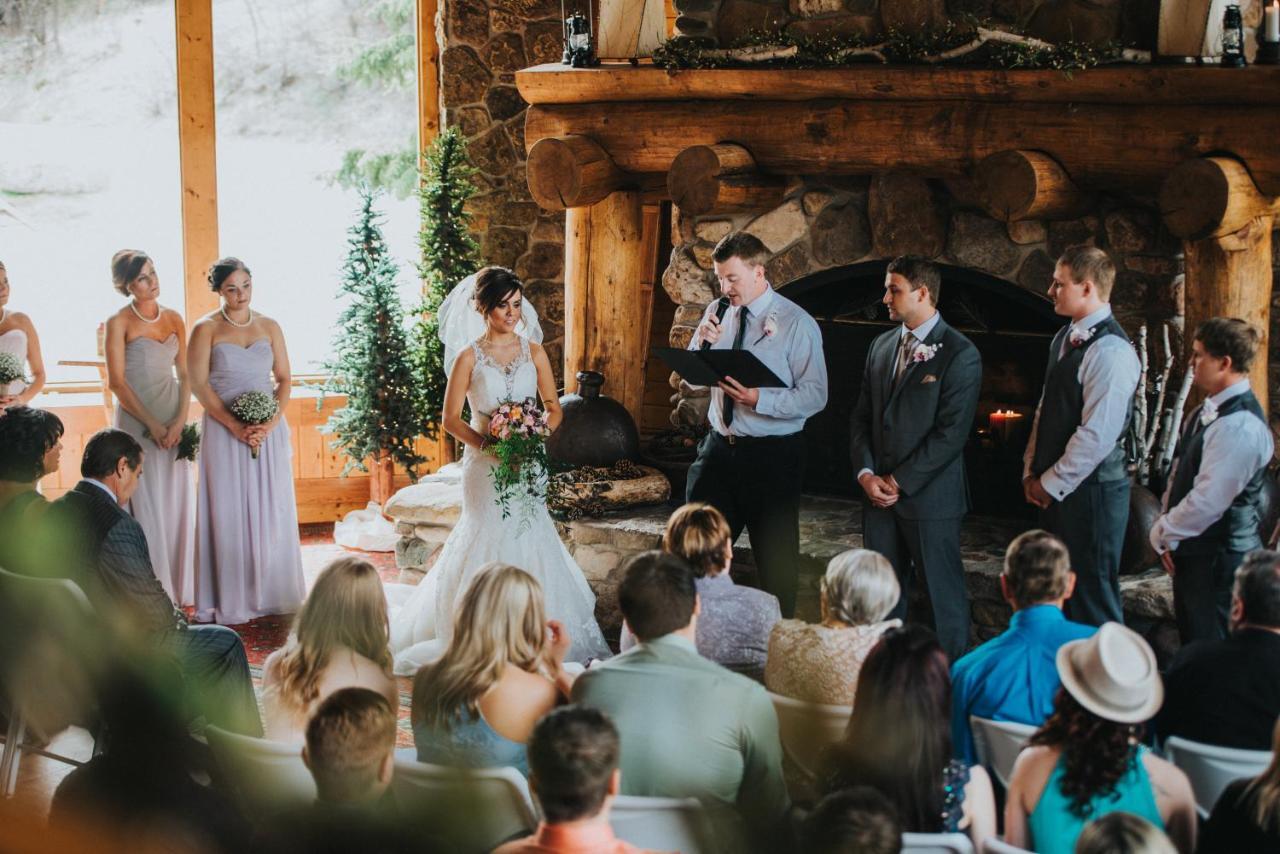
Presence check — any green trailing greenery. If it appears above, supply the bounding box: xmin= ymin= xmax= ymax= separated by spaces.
xmin=652 ymin=20 xmax=1127 ymax=72
xmin=336 ymin=142 xmax=419 ymax=200
xmin=323 ymin=188 xmax=430 ymax=480
xmin=409 ymin=126 xmax=482 ymax=440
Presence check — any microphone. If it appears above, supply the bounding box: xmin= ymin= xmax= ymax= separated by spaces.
xmin=700 ymin=297 xmax=731 ymax=352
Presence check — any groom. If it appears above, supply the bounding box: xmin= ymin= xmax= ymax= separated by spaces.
xmin=850 ymin=256 xmax=982 ymax=660
xmin=685 ymin=232 xmax=828 ymax=617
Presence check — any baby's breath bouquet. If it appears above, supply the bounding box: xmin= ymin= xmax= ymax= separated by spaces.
xmin=487 ymin=396 xmax=553 ymax=526
xmin=0 ymin=351 xmax=28 ymax=387
xmin=229 ymin=391 xmax=278 ymax=460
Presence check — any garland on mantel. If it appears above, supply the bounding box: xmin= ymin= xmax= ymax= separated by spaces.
xmin=652 ymin=20 xmax=1152 ymax=72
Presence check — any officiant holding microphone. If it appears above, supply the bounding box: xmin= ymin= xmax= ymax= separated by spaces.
xmin=684 ymin=232 xmax=828 ymax=617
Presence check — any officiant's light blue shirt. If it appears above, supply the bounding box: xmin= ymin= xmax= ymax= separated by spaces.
xmin=689 ymin=285 xmax=828 ymax=437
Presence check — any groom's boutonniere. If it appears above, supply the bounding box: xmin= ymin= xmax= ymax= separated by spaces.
xmin=1069 ymin=326 xmax=1096 ymax=348
xmin=1199 ymin=398 xmax=1219 ymax=428
xmin=753 ymin=311 xmax=780 ymax=345
xmin=911 ymin=342 xmax=942 ymax=364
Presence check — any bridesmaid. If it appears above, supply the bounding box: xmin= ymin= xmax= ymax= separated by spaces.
xmin=103 ymin=250 xmax=197 ymax=606
xmin=0 ymin=260 xmax=47 ymax=412
xmin=188 ymin=257 xmax=304 ymax=624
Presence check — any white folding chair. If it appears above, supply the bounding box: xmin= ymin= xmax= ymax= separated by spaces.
xmin=391 ymin=757 xmax=537 ymax=854
xmin=767 ymin=691 xmax=853 ymax=783
xmin=205 ymin=725 xmax=316 ymax=822
xmin=901 ymin=831 xmax=975 ymax=853
xmin=610 ymin=795 xmax=715 ymax=854
xmin=969 ymin=716 xmax=1038 ymax=790
xmin=1163 ymin=735 xmax=1272 ymax=818
xmin=982 ymin=836 xmax=1034 ymax=854
xmin=0 ymin=566 xmax=99 ymax=798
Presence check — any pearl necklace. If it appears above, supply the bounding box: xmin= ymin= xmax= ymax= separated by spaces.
xmin=220 ymin=307 xmax=254 ymax=328
xmin=129 ymin=300 xmax=161 ymax=323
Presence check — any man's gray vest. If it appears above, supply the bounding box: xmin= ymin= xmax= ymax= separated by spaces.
xmin=1030 ymin=315 xmax=1132 ymax=484
xmin=1167 ymin=390 xmax=1268 ymax=555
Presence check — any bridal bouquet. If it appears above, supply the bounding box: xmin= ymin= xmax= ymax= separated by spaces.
xmin=0 ymin=351 xmax=27 ymax=387
xmin=230 ymin=391 xmax=278 ymax=459
xmin=487 ymin=397 xmax=553 ymax=524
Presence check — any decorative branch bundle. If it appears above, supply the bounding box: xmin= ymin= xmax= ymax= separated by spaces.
xmin=1132 ymin=322 xmax=1192 ymax=487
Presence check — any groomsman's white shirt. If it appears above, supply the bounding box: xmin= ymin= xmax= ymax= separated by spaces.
xmin=689 ymin=285 xmax=828 ymax=437
xmin=1021 ymin=305 xmax=1141 ymax=501
xmin=1149 ymin=379 xmax=1274 ymax=554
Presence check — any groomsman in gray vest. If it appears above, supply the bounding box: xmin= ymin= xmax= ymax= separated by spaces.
xmin=850 ymin=256 xmax=982 ymax=660
xmin=686 ymin=232 xmax=829 ymax=618
xmin=1150 ymin=318 xmax=1273 ymax=642
xmin=1023 ymin=246 xmax=1139 ymax=627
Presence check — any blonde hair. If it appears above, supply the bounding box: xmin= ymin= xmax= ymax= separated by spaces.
xmin=1058 ymin=245 xmax=1116 ymax=301
xmin=1244 ymin=716 xmax=1280 ymax=833
xmin=662 ymin=502 xmax=732 ymax=578
xmin=272 ymin=557 xmax=392 ymax=713
xmin=821 ymin=549 xmax=899 ymax=626
xmin=1074 ymin=811 xmax=1176 ymax=854
xmin=412 ymin=563 xmax=546 ymax=732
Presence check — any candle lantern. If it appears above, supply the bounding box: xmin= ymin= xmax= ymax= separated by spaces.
xmin=1260 ymin=1 xmax=1280 ymax=64
xmin=561 ymin=0 xmax=599 ymax=68
xmin=1222 ymin=4 xmax=1247 ymax=67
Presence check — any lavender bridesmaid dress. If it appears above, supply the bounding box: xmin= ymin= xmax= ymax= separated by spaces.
xmin=194 ymin=337 xmax=305 ymax=624
xmin=113 ymin=334 xmax=196 ymax=605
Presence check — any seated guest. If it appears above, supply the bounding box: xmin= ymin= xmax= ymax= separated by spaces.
xmin=620 ymin=502 xmax=781 ymax=682
xmin=765 ymin=548 xmax=901 ymax=706
xmin=412 ymin=563 xmax=572 ymax=775
xmin=800 ymin=786 xmax=902 ymax=854
xmin=495 ymin=705 xmax=669 ymax=854
xmin=262 ymin=556 xmax=399 ymax=744
xmin=823 ymin=624 xmax=996 ymax=849
xmin=0 ymin=406 xmax=63 ymax=576
xmin=1156 ymin=549 xmax=1280 ymax=750
xmin=252 ymin=688 xmax=431 ymax=854
xmin=1004 ymin=623 xmax=1196 ymax=854
xmin=1075 ymin=812 xmax=1177 ymax=854
xmin=48 ymin=429 xmax=261 ymax=735
xmin=1198 ymin=716 xmax=1280 ymax=853
xmin=951 ymin=530 xmax=1095 ymax=764
xmin=571 ymin=550 xmax=789 ymax=847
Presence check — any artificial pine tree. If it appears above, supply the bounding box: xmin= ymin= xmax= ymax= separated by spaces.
xmin=410 ymin=126 xmax=481 ymax=438
xmin=324 ymin=188 xmax=428 ymax=497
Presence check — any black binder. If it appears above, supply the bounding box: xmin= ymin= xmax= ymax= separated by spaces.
xmin=653 ymin=347 xmax=787 ymax=389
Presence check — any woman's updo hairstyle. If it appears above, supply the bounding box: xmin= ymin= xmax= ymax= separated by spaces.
xmin=208 ymin=257 xmax=251 ymax=292
xmin=472 ymin=266 xmax=523 ymax=315
xmin=111 ymin=250 xmax=152 ymax=297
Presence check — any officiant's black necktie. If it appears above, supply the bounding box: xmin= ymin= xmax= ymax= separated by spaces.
xmin=722 ymin=306 xmax=750 ymax=428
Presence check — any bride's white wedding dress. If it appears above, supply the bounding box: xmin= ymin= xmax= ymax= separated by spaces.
xmin=387 ymin=336 xmax=611 ymax=675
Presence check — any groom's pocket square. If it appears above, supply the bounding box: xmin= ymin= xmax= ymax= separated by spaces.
xmin=920 ymin=374 xmax=938 ymax=384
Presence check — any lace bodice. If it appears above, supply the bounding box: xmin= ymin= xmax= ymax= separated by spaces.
xmin=468 ymin=336 xmax=537 ymax=420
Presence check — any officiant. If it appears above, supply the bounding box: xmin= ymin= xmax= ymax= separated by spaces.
xmin=684 ymin=232 xmax=828 ymax=617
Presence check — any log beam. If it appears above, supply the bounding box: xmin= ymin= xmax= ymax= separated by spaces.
xmin=1159 ymin=156 xmax=1280 ymax=240
xmin=175 ymin=0 xmax=219 ymax=320
xmin=973 ymin=150 xmax=1088 ymax=222
xmin=528 ymin=135 xmax=627 ymax=211
xmin=563 ymin=191 xmax=649 ymax=423
xmin=666 ymin=143 xmax=785 ymax=215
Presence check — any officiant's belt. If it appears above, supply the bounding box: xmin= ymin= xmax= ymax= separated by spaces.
xmin=714 ymin=431 xmax=803 ymax=447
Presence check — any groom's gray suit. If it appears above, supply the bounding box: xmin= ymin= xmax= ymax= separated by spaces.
xmin=850 ymin=314 xmax=982 ymax=659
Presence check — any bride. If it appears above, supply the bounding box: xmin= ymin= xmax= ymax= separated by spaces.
xmin=387 ymin=267 xmax=611 ymax=675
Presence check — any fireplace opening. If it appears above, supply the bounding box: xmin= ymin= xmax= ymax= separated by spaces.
xmin=782 ymin=261 xmax=1062 ymax=517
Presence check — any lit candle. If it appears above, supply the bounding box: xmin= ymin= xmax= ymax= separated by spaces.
xmin=988 ymin=409 xmax=1025 ymax=442
xmin=1268 ymin=1 xmax=1280 ymax=44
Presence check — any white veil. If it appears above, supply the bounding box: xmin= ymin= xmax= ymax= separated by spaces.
xmin=438 ymin=272 xmax=544 ymax=375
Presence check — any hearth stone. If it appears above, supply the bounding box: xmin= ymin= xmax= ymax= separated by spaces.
xmin=384 ymin=480 xmax=1178 ymax=661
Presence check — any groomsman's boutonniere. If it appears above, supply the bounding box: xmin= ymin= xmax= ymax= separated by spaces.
xmin=911 ymin=342 xmax=942 ymax=364
xmin=1069 ymin=326 xmax=1096 ymax=348
xmin=754 ymin=311 xmax=780 ymax=345
xmin=1199 ymin=398 xmax=1219 ymax=428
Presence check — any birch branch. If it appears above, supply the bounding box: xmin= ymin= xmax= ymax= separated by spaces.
xmin=922 ymin=27 xmax=1054 ymax=64
xmin=1145 ymin=323 xmax=1173 ymax=453
xmin=1134 ymin=324 xmax=1150 ymax=481
xmin=701 ymin=45 xmax=800 ymax=62
xmin=1156 ymin=367 xmax=1195 ymax=480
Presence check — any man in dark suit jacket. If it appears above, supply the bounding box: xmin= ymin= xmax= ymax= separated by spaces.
xmin=850 ymin=257 xmax=983 ymax=659
xmin=1156 ymin=549 xmax=1280 ymax=750
xmin=48 ymin=429 xmax=262 ymax=735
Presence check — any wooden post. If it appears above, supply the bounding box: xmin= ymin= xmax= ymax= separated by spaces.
xmin=561 ymin=191 xmax=648 ymax=424
xmin=972 ymin=149 xmax=1088 ymax=222
xmin=174 ymin=0 xmax=219 ymax=321
xmin=666 ymin=143 xmax=785 ymax=215
xmin=416 ymin=0 xmax=441 ymax=152
xmin=527 ymin=136 xmax=627 ymax=211
xmin=370 ymin=450 xmax=396 ymax=509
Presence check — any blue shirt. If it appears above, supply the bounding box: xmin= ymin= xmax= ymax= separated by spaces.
xmin=689 ymin=286 xmax=829 ymax=437
xmin=950 ymin=605 xmax=1096 ymax=764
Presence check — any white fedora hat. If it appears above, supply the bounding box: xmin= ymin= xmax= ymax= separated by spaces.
xmin=1055 ymin=622 xmax=1163 ymax=724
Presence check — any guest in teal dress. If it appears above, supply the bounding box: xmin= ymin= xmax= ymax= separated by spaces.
xmin=411 ymin=563 xmax=575 ymax=776
xmin=1003 ymin=623 xmax=1197 ymax=854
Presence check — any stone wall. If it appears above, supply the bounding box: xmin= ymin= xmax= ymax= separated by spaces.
xmin=442 ymin=0 xmax=568 ymax=379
